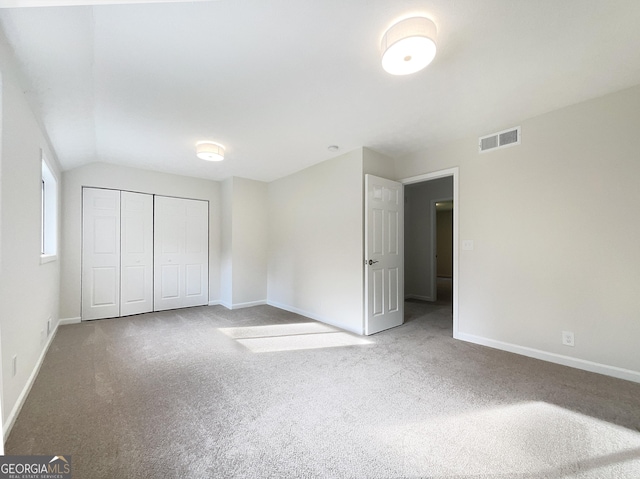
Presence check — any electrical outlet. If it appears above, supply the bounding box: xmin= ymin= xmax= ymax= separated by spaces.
xmin=562 ymin=331 xmax=575 ymax=347
xmin=12 ymin=355 xmax=17 ymax=377
xmin=462 ymin=240 xmax=474 ymax=251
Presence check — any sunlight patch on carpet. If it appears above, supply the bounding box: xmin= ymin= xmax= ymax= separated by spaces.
xmin=219 ymin=323 xmax=373 ymax=352
xmin=378 ymin=401 xmax=640 ymax=477
xmin=219 ymin=322 xmax=339 ymax=339
xmin=237 ymin=332 xmax=372 ymax=353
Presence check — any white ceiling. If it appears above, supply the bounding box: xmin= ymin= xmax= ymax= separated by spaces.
xmin=1 ymin=0 xmax=640 ymax=182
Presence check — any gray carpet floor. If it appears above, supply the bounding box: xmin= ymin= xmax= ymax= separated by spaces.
xmin=6 ymin=301 xmax=640 ymax=478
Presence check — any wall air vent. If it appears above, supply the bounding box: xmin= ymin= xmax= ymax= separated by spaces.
xmin=479 ymin=126 xmax=521 ymax=153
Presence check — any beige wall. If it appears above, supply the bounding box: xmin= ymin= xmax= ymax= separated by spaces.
xmin=220 ymin=178 xmax=233 ymax=307
xmin=363 ymin=147 xmax=395 ymax=178
xmin=268 ymin=148 xmax=364 ymax=333
xmin=0 ymin=40 xmax=62 ymax=431
xmin=395 ymin=84 xmax=640 ymax=378
xmin=220 ymin=176 xmax=268 ymax=308
xmin=59 ymin=162 xmax=221 ymax=319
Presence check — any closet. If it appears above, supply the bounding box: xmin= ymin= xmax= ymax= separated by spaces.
xmin=81 ymin=187 xmax=208 ymax=320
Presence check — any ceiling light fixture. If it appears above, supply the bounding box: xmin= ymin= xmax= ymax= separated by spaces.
xmin=196 ymin=141 xmax=225 ymax=162
xmin=381 ymin=16 xmax=437 ymax=75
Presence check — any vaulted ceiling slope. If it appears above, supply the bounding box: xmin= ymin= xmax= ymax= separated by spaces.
xmin=1 ymin=0 xmax=640 ymax=182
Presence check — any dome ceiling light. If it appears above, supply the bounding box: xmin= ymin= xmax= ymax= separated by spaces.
xmin=381 ymin=17 xmax=437 ymax=75
xmin=196 ymin=141 xmax=225 ymax=162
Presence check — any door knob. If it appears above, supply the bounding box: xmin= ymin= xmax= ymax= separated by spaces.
xmin=368 ymin=259 xmax=379 ymax=265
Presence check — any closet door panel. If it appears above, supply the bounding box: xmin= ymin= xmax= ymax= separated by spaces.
xmin=160 ymin=264 xmax=180 ymax=299
xmin=82 ymin=188 xmax=121 ymax=320
xmin=185 ymin=264 xmax=203 ymax=297
xmin=120 ymin=191 xmax=154 ymax=316
xmin=154 ymin=197 xmax=184 ymax=311
xmin=154 ymin=196 xmax=209 ymax=311
xmin=183 ymin=199 xmax=209 ymax=307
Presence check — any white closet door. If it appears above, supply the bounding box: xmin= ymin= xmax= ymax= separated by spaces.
xmin=82 ymin=188 xmax=121 ymax=320
xmin=120 ymin=191 xmax=154 ymax=316
xmin=154 ymin=196 xmax=209 ymax=311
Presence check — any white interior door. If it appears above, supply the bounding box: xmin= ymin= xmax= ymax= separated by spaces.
xmin=365 ymin=174 xmax=404 ymax=335
xmin=120 ymin=191 xmax=154 ymax=316
xmin=154 ymin=196 xmax=209 ymax=311
xmin=82 ymin=188 xmax=121 ymax=320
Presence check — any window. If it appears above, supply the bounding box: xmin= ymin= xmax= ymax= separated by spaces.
xmin=41 ymin=153 xmax=57 ymax=263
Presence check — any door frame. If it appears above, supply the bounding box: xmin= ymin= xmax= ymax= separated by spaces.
xmin=401 ymin=167 xmax=459 ymax=339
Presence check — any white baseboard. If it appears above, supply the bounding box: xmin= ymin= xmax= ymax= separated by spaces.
xmin=58 ymin=317 xmax=81 ymax=325
xmin=405 ymin=294 xmax=435 ymax=302
xmin=455 ymin=332 xmax=640 ymax=384
xmin=207 ymin=300 xmax=220 ymax=306
xmin=4 ymin=320 xmax=60 ymax=440
xmin=230 ymin=300 xmax=267 ymax=310
xmin=217 ymin=300 xmax=267 ymax=310
xmin=267 ymin=300 xmax=362 ymax=335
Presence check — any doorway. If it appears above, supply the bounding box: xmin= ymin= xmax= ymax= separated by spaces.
xmin=401 ymin=168 xmax=459 ymax=337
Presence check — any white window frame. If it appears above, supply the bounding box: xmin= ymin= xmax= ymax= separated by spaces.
xmin=41 ymin=152 xmax=58 ymax=264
